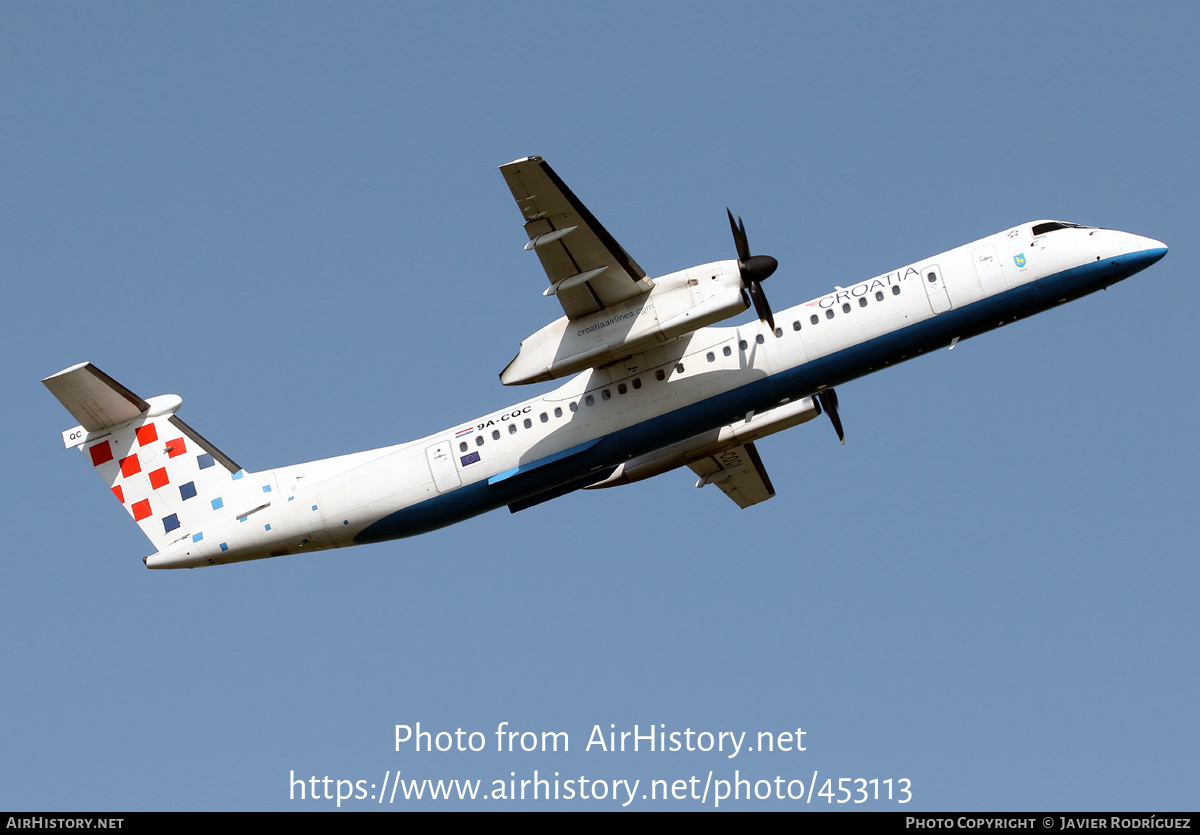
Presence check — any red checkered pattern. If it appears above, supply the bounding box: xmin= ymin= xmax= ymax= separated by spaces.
xmin=135 ymin=424 xmax=158 ymax=446
xmin=120 ymin=455 xmax=141 ymax=478
xmin=131 ymin=499 xmax=151 ymax=521
xmin=166 ymin=437 xmax=186 ymax=458
xmin=89 ymin=441 xmax=113 ymax=467
xmin=149 ymin=467 xmax=169 ymax=490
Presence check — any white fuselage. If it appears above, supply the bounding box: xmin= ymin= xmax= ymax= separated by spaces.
xmin=146 ymin=222 xmax=1166 ymax=568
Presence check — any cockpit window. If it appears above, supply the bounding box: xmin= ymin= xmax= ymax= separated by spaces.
xmin=1032 ymin=221 xmax=1086 ymax=236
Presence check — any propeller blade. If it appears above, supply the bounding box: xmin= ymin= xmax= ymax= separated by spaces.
xmin=727 ymin=208 xmax=750 ymax=261
xmin=816 ymin=389 xmax=845 ymax=444
xmin=748 ymin=281 xmax=775 ymax=331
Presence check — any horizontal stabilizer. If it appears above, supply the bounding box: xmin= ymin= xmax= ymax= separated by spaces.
xmin=42 ymin=363 xmax=148 ymax=432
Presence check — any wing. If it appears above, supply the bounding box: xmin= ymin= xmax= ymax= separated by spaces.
xmin=500 ymin=156 xmax=653 ymax=320
xmin=687 ymin=441 xmax=776 ymax=509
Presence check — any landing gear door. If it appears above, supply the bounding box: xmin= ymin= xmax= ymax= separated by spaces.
xmin=922 ymin=264 xmax=951 ymax=314
xmin=426 ymin=441 xmax=462 ymax=493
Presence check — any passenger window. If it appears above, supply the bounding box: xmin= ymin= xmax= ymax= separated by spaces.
xmin=927 ymin=272 xmax=937 ymax=283
xmin=569 ymin=401 xmax=578 ymax=412
xmin=585 ymin=395 xmax=594 ymax=407
xmin=655 ymin=369 xmax=666 ymax=381
xmin=792 ymin=320 xmax=801 ymax=331
xmin=492 ymin=429 xmax=500 ymax=440
xmin=540 ymin=412 xmax=548 ymax=422
xmin=826 ymin=309 xmax=835 ymax=319
xmin=676 ymin=363 xmax=685 ymax=373
xmin=810 ymin=314 xmax=819 ymax=325
xmin=554 ymin=407 xmax=563 ymax=417
xmin=842 ymin=302 xmax=851 ymax=313
xmin=892 ymin=285 xmax=900 ymax=295
xmin=875 ymin=291 xmax=884 ymax=301
xmin=723 ymin=346 xmax=732 ymax=356
xmin=859 ymin=297 xmax=867 ymax=308
xmin=601 ymin=389 xmax=611 ymax=401
xmin=756 ymin=334 xmax=765 ymax=344
xmin=775 ymin=328 xmax=783 ymax=338
xmin=475 ymin=435 xmax=484 ymax=447
xmin=508 ymin=423 xmax=517 ymax=434
xmin=739 ymin=340 xmax=748 ymax=350
xmin=523 ymin=418 xmax=532 ymax=428
xmin=459 ymin=441 xmax=468 ymax=452
xmin=632 ymin=378 xmax=642 ymax=390
xmin=707 ymin=352 xmax=715 ymax=362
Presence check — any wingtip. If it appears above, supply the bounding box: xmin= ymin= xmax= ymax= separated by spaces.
xmin=42 ymin=361 xmax=93 ymax=384
xmin=500 ymin=155 xmax=543 ymax=168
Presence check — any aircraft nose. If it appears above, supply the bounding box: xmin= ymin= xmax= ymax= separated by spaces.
xmin=1144 ymin=238 xmax=1168 ymax=260
xmin=1122 ymin=234 xmax=1167 ymax=257
xmin=1117 ymin=235 xmax=1168 ymax=274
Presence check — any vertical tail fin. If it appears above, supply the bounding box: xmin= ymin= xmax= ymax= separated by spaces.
xmin=43 ymin=363 xmax=251 ymax=555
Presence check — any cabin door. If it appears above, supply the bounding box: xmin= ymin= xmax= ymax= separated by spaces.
xmin=426 ymin=441 xmax=462 ymax=493
xmin=972 ymin=244 xmax=1008 ymax=295
xmin=921 ymin=264 xmax=951 ymax=314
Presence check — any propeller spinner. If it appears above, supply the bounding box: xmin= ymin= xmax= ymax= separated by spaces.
xmin=727 ymin=209 xmax=779 ymax=331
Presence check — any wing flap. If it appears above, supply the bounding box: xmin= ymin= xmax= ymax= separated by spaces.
xmin=687 ymin=441 xmax=776 ymax=509
xmin=500 ymin=156 xmax=651 ymax=319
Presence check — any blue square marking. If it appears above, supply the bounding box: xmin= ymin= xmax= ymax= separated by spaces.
xmin=231 ymin=469 xmax=244 ymax=480
xmin=179 ymin=481 xmax=197 ymax=501
xmin=262 ymin=484 xmax=271 ymax=493
xmin=192 ymin=532 xmax=204 ymax=543
xmin=197 ymin=453 xmax=214 ymax=470
xmin=264 ymin=523 xmax=271 ymax=531
xmin=343 ymin=520 xmax=349 ymax=526
xmin=163 ymin=514 xmax=180 ymax=533
xmin=287 ymin=496 xmax=294 ymax=502
xmin=219 ymin=542 xmax=229 ymax=552
xmin=311 ymin=505 xmax=318 ymax=511
xmin=211 ymin=497 xmax=224 ymax=510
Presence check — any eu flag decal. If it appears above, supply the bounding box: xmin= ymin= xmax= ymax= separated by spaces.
xmin=460 ymin=452 xmax=481 ymax=466
xmin=1013 ymin=253 xmax=1027 ymax=268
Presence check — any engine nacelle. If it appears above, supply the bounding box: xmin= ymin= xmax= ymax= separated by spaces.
xmin=501 ymin=260 xmax=747 ymax=385
xmin=584 ymin=396 xmax=821 ymax=488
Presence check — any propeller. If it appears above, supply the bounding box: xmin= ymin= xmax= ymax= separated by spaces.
xmin=814 ymin=389 xmax=845 ymax=445
xmin=727 ymin=209 xmax=778 ymax=331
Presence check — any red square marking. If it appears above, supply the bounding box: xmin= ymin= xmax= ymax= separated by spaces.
xmin=136 ymin=423 xmax=158 ymax=446
xmin=89 ymin=441 xmax=113 ymax=467
xmin=112 ymin=485 xmax=125 ymax=504
xmin=131 ymin=499 xmax=151 ymax=521
xmin=166 ymin=437 xmax=186 ymax=458
xmin=149 ymin=467 xmax=169 ymax=489
xmin=120 ymin=455 xmax=141 ymax=478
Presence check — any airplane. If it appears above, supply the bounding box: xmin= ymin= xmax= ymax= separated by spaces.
xmin=43 ymin=156 xmax=1168 ymax=569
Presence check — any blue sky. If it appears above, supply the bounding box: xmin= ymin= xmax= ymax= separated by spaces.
xmin=2 ymin=2 xmax=1197 ymax=810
